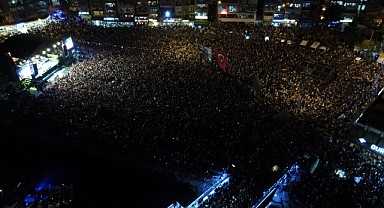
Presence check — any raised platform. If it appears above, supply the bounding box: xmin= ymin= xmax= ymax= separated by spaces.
xmin=349 ymin=88 xmax=384 ymax=156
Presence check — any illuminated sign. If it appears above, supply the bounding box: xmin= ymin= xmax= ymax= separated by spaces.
xmin=103 ymin=17 xmax=119 ymax=21
xmin=340 ymin=19 xmax=353 ymax=23
xmin=228 ymin=6 xmax=237 ymax=13
xmin=371 ymin=144 xmax=384 ymax=154
xmin=195 ymin=13 xmax=208 ymax=19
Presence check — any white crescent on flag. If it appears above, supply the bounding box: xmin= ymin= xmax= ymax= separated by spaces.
xmin=215 ymin=51 xmax=228 ymax=71
xmin=218 ymin=54 xmax=225 ymax=63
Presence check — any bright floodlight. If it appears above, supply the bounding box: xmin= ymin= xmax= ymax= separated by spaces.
xmin=335 ymin=169 xmax=346 ymax=179
xmin=272 ymin=165 xmax=279 ymax=172
xmin=354 ymin=176 xmax=362 ymax=184
xmin=165 ymin=11 xmax=170 ymax=17
xmin=359 ymin=138 xmax=366 ymax=143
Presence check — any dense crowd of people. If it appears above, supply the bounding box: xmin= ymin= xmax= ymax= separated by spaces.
xmin=2 ymin=15 xmax=384 ymax=207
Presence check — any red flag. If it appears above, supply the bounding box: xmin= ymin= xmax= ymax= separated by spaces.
xmin=214 ymin=50 xmax=228 ymax=71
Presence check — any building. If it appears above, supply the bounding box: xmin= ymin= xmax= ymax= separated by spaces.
xmin=0 ymin=0 xmax=60 ymax=25
xmin=262 ymin=0 xmax=322 ymax=26
xmin=326 ymin=0 xmax=383 ymax=27
xmin=217 ymin=0 xmax=258 ymax=24
xmin=73 ymin=0 xmax=197 ymax=26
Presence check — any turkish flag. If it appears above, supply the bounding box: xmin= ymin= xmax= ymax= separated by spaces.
xmin=214 ymin=50 xmax=228 ymax=71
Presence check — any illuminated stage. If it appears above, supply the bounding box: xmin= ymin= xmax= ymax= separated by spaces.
xmin=17 ymin=58 xmax=59 ymax=80
xmin=348 ymin=88 xmax=384 ymax=156
xmin=0 ymin=34 xmax=75 ymax=83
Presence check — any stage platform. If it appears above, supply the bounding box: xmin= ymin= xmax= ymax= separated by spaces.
xmin=349 ymin=88 xmax=384 ymax=156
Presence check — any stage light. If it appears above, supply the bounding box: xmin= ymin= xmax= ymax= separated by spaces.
xmin=42 ymin=51 xmax=46 ymax=54
xmin=165 ymin=11 xmax=171 ymax=17
xmin=335 ymin=169 xmax=346 ymax=179
xmin=272 ymin=165 xmax=279 ymax=172
xmin=47 ymin=48 xmax=51 ymax=52
xmin=354 ymin=176 xmax=362 ymax=184
xmin=57 ymin=42 xmax=61 ymax=45
xmin=53 ymin=44 xmax=57 ymax=48
xmin=359 ymin=138 xmax=366 ymax=143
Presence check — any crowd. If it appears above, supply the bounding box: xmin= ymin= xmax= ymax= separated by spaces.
xmin=2 ymin=15 xmax=384 ymax=207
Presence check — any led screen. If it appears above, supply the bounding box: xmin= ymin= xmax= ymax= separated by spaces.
xmin=17 ymin=64 xmax=33 ymax=80
xmin=64 ymin=37 xmax=74 ymax=50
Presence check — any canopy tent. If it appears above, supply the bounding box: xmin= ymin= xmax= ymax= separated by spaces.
xmin=377 ymin=57 xmax=384 ymax=64
xmin=319 ymin=46 xmax=327 ymax=52
xmin=354 ymin=46 xmax=361 ymax=52
xmin=300 ymin=40 xmax=308 ymax=46
xmin=377 ymin=53 xmax=384 ymax=64
xmin=310 ymin=42 xmax=320 ymax=49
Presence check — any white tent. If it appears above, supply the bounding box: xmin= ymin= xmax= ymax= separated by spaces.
xmin=376 ymin=53 xmax=384 ymax=64
xmin=310 ymin=42 xmax=320 ymax=49
xmin=377 ymin=53 xmax=384 ymax=64
xmin=319 ymin=46 xmax=327 ymax=52
xmin=300 ymin=40 xmax=308 ymax=46
xmin=354 ymin=46 xmax=360 ymax=52
xmin=377 ymin=57 xmax=384 ymax=64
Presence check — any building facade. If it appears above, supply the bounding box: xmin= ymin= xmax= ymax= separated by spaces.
xmin=216 ymin=0 xmax=258 ymax=24
xmin=0 ymin=0 xmax=60 ymax=25
xmin=262 ymin=0 xmax=322 ymax=26
xmin=326 ymin=0 xmax=383 ymax=26
xmin=1 ymin=0 xmax=381 ymax=27
xmin=72 ymin=0 xmax=198 ymax=26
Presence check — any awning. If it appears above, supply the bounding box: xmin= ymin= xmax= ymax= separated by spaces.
xmin=310 ymin=42 xmax=320 ymax=49
xmin=300 ymin=40 xmax=308 ymax=46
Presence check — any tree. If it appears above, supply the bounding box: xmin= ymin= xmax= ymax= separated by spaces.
xmin=358 ymin=39 xmax=376 ymax=52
